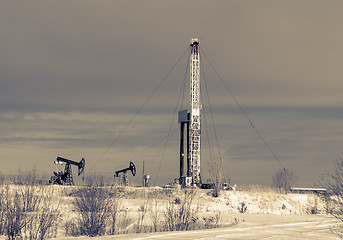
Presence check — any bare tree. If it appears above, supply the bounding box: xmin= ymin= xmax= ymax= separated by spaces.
xmin=108 ymin=196 xmax=121 ymax=235
xmin=0 ymin=171 xmax=4 ymax=185
xmin=25 ymin=187 xmax=61 ymax=240
xmin=150 ymin=199 xmax=159 ymax=232
xmin=163 ymin=190 xmax=198 ymax=231
xmin=272 ymin=168 xmax=296 ymax=192
xmin=3 ymin=188 xmax=26 ymax=240
xmin=1 ymin=185 xmax=60 ymax=240
xmin=12 ymin=168 xmax=38 ymax=186
xmin=66 ymin=187 xmax=113 ymax=237
xmin=208 ymin=147 xmax=224 ymax=197
xmin=136 ymin=189 xmax=149 ymax=233
xmin=323 ymin=156 xmax=343 ymax=237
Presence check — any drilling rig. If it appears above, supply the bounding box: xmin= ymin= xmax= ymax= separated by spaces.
xmin=179 ymin=38 xmax=201 ymax=187
xmin=49 ymin=157 xmax=85 ymax=185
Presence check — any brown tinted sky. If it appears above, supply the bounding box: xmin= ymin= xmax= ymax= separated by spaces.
xmin=1 ymin=0 xmax=343 ymax=186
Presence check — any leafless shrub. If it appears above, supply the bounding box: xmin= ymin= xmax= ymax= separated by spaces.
xmin=0 ymin=171 xmax=4 ymax=185
xmin=0 ymin=186 xmax=7 ymax=234
xmin=322 ymin=156 xmax=343 ymax=237
xmin=116 ymin=208 xmax=131 ymax=234
xmin=321 ymin=193 xmax=334 ymax=214
xmin=22 ymin=185 xmax=41 ymax=213
xmin=203 ymin=211 xmax=221 ymax=229
xmin=208 ymin=147 xmax=224 ymax=197
xmin=84 ymin=174 xmax=110 ymax=187
xmin=25 ymin=188 xmax=61 ymax=239
xmin=238 ymin=202 xmax=247 ymax=213
xmin=107 ymin=188 xmax=132 ymax=235
xmin=1 ymin=185 xmax=60 ymax=240
xmin=3 ymin=187 xmax=26 ymax=240
xmin=150 ymin=199 xmax=160 ymax=232
xmin=65 ymin=187 xmax=112 ymax=237
xmin=12 ymin=169 xmax=38 ymax=186
xmin=108 ymin=196 xmax=121 ymax=234
xmin=65 ymin=222 xmax=79 ymax=237
xmin=163 ymin=190 xmax=198 ymax=231
xmin=173 ymin=197 xmax=181 ymax=205
xmin=65 ymin=186 xmax=135 ymax=236
xmin=272 ymin=168 xmax=296 ymax=193
xmin=306 ymin=197 xmax=319 ymax=215
xmin=136 ymin=190 xmax=149 ymax=233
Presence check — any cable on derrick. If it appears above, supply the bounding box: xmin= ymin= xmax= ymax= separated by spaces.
xmin=201 ymin=61 xmax=220 ymax=152
xmin=89 ymin=47 xmax=190 ymax=173
xmin=154 ymin=46 xmax=192 ymax=185
xmin=200 ymin=47 xmax=284 ymax=169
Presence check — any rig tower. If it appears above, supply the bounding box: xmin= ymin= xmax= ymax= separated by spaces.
xmin=179 ymin=38 xmax=201 ymax=187
xmin=189 ymin=38 xmax=201 ymax=185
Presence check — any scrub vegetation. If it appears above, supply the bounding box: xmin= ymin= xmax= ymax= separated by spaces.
xmin=0 ymin=170 xmax=337 ymax=239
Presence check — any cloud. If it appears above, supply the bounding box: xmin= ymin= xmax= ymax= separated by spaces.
xmin=1 ymin=1 xmax=343 ymax=186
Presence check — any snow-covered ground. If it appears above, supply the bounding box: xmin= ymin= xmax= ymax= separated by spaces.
xmin=113 ymin=186 xmax=327 ymax=215
xmin=0 ymin=185 xmax=338 ymax=239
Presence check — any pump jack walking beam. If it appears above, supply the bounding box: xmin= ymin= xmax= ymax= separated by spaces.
xmin=114 ymin=162 xmax=136 ymax=186
xmin=114 ymin=162 xmax=136 ymax=177
xmin=56 ymin=157 xmax=85 ymax=176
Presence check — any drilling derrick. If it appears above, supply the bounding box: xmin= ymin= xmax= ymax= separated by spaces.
xmin=189 ymin=38 xmax=201 ymax=185
xmin=178 ymin=38 xmax=201 ymax=187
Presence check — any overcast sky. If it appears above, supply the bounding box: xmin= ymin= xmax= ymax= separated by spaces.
xmin=1 ymin=0 xmax=343 ymax=186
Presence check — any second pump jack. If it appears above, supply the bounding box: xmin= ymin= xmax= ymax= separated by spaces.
xmin=114 ymin=162 xmax=136 ymax=186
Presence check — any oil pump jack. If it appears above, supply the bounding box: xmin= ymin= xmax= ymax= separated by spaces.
xmin=114 ymin=162 xmax=136 ymax=186
xmin=49 ymin=157 xmax=85 ymax=185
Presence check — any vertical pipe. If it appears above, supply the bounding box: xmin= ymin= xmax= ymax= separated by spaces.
xmin=180 ymin=122 xmax=185 ymax=180
xmin=142 ymin=161 xmax=145 ymax=187
xmin=187 ymin=113 xmax=191 ymax=177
